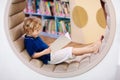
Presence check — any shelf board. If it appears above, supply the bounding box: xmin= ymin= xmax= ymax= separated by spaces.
xmin=40 ymin=32 xmax=59 ymax=38
xmin=55 ymin=16 xmax=70 ymax=20
xmin=42 ymin=15 xmax=55 ymax=19
xmin=24 ymin=12 xmax=54 ymax=18
xmin=24 ymin=12 xmax=42 ymax=16
xmin=24 ymin=12 xmax=70 ymax=19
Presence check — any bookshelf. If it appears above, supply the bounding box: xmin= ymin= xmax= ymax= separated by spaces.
xmin=24 ymin=0 xmax=71 ymax=38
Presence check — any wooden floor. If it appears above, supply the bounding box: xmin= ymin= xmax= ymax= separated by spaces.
xmin=40 ymin=35 xmax=91 ymax=48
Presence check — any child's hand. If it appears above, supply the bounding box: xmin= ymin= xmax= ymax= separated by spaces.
xmin=48 ymin=43 xmax=51 ymax=46
xmin=45 ymin=47 xmax=51 ymax=54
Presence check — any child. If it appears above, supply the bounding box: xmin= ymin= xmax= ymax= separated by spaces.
xmin=23 ymin=17 xmax=103 ymax=64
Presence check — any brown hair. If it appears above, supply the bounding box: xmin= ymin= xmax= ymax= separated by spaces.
xmin=23 ymin=17 xmax=42 ymax=35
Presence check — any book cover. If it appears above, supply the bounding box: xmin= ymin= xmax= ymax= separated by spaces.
xmin=50 ymin=32 xmax=72 ymax=53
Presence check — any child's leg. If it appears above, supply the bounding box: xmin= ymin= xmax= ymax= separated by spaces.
xmin=72 ymin=37 xmax=102 ymax=56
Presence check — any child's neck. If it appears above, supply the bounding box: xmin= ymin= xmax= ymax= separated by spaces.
xmin=26 ymin=34 xmax=38 ymax=38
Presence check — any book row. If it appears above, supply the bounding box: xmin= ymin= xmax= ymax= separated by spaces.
xmin=42 ymin=19 xmax=71 ymax=35
xmin=24 ymin=0 xmax=70 ymax=17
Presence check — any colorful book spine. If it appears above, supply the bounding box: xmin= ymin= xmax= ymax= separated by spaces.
xmin=39 ymin=0 xmax=45 ymax=14
xmin=35 ymin=0 xmax=41 ymax=13
xmin=51 ymin=20 xmax=56 ymax=34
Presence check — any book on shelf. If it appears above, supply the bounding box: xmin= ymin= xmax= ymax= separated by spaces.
xmin=49 ymin=2 xmax=55 ymax=16
xmin=32 ymin=0 xmax=36 ymax=12
xmin=35 ymin=0 xmax=41 ymax=13
xmin=57 ymin=20 xmax=71 ymax=35
xmin=39 ymin=0 xmax=44 ymax=14
xmin=50 ymin=32 xmax=72 ymax=53
xmin=45 ymin=1 xmax=51 ymax=15
xmin=55 ymin=0 xmax=64 ymax=17
xmin=42 ymin=19 xmax=56 ymax=34
xmin=66 ymin=22 xmax=71 ymax=34
xmin=57 ymin=22 xmax=63 ymax=35
xmin=49 ymin=20 xmax=56 ymax=34
xmin=43 ymin=19 xmax=49 ymax=32
xmin=60 ymin=21 xmax=67 ymax=33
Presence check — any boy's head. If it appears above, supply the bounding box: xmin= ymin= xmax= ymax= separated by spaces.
xmin=23 ymin=17 xmax=42 ymax=37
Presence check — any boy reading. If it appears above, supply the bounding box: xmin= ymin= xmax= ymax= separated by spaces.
xmin=23 ymin=17 xmax=103 ymax=64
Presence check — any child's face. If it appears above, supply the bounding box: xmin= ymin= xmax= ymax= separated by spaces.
xmin=31 ymin=27 xmax=42 ymax=38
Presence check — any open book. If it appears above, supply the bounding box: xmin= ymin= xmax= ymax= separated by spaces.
xmin=50 ymin=32 xmax=72 ymax=53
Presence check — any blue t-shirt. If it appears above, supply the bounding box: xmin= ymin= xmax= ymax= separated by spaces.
xmin=24 ymin=35 xmax=50 ymax=64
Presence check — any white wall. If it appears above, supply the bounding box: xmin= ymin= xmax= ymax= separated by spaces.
xmin=0 ymin=0 xmax=120 ymax=80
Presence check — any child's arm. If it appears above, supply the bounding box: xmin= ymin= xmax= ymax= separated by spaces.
xmin=32 ymin=47 xmax=51 ymax=59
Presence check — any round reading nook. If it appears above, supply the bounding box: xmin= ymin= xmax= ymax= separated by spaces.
xmin=4 ymin=0 xmax=116 ymax=78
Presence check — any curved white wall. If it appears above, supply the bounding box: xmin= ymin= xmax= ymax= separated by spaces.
xmin=0 ymin=0 xmax=120 ymax=80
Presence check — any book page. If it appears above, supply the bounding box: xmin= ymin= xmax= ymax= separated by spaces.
xmin=50 ymin=32 xmax=72 ymax=53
